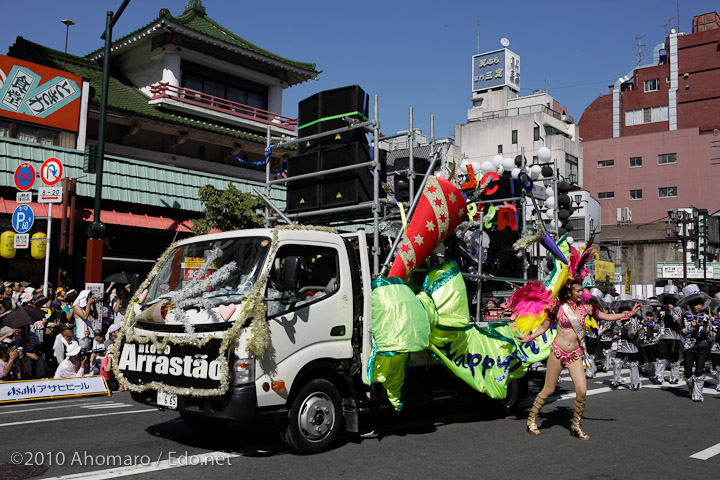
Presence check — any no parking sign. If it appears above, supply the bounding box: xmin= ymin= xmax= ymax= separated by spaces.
xmin=14 ymin=163 xmax=36 ymax=191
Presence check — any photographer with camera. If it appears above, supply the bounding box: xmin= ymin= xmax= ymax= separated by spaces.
xmin=53 ymin=341 xmax=90 ymax=379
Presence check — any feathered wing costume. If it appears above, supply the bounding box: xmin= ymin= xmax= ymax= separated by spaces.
xmin=507 ymin=234 xmax=597 ymax=335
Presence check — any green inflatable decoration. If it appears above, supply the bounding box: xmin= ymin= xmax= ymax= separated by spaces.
xmin=369 ymin=261 xmax=554 ymax=411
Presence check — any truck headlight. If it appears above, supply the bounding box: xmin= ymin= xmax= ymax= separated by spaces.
xmin=231 ymin=358 xmax=254 ymax=386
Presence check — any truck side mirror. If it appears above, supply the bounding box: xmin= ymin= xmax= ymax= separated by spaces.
xmin=283 ymin=256 xmax=301 ymax=291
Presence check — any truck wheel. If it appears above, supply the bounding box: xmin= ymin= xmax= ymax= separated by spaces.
xmin=283 ymin=378 xmax=343 ymax=454
xmin=500 ymin=378 xmax=526 ymax=412
xmin=180 ymin=412 xmax=228 ymax=432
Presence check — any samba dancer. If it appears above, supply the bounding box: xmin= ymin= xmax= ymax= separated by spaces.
xmin=518 ymin=281 xmax=640 ymax=439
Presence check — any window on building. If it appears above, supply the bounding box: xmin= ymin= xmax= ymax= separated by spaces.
xmin=597 ymin=159 xmax=614 ymax=168
xmin=565 ymin=154 xmax=578 ymax=184
xmin=0 ymin=120 xmax=10 ymax=138
xmin=512 ymin=130 xmax=518 ymax=144
xmin=598 ymin=192 xmax=615 ymax=199
xmin=532 ymin=155 xmax=538 ymax=164
xmin=630 ymin=189 xmax=643 ymax=200
xmin=644 ymin=79 xmax=660 ymax=92
xmin=658 ymin=186 xmax=678 ymax=198
xmin=497 ymin=145 xmax=503 ymax=153
xmin=625 ymin=106 xmax=669 ymax=126
xmin=182 ymin=61 xmax=268 ymax=110
xmin=13 ymin=124 xmax=60 ymax=146
xmin=629 ymin=156 xmax=642 ymax=167
xmin=533 ymin=126 xmax=540 ymax=141
xmin=658 ymin=153 xmax=677 ymax=165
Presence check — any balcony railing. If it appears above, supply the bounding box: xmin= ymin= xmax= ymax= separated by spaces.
xmin=149 ymin=82 xmax=297 ymax=131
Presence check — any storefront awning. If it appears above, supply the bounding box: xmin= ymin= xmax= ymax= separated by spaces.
xmin=0 ymin=198 xmax=194 ymax=232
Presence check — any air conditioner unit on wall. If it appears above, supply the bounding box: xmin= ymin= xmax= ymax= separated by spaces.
xmin=616 ymin=207 xmax=632 ymax=225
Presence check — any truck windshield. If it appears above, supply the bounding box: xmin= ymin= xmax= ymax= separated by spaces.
xmin=145 ymin=236 xmax=270 ymax=306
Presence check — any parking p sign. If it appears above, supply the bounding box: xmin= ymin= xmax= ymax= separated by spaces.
xmin=12 ymin=205 xmax=34 ymax=234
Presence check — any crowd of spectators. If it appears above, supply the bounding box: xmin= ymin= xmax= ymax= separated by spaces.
xmin=0 ymin=279 xmax=131 ymax=392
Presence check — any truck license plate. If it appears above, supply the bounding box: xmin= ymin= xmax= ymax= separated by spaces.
xmin=157 ymin=390 xmax=178 ymax=410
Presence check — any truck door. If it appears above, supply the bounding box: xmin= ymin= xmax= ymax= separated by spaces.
xmin=258 ymin=243 xmax=352 ymax=406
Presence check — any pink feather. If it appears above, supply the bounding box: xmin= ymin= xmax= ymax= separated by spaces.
xmin=507 ymin=280 xmax=553 ymax=318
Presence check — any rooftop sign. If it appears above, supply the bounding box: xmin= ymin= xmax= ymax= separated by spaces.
xmin=0 ymin=54 xmax=82 ymax=132
xmin=472 ymin=48 xmax=520 ymax=93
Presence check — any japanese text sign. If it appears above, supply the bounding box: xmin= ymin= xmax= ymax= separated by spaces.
xmin=0 ymin=376 xmax=110 ymax=403
xmin=0 ymin=54 xmax=82 ymax=131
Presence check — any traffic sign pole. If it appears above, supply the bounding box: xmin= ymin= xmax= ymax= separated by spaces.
xmin=43 ymin=204 xmax=52 ymax=297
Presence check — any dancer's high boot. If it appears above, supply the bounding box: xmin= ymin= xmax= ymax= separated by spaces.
xmin=570 ymin=398 xmax=589 ymax=440
xmin=526 ymin=393 xmax=548 ymax=435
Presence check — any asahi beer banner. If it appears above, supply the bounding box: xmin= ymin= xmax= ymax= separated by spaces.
xmin=0 ymin=54 xmax=82 ymax=131
xmin=0 ymin=376 xmax=109 ymax=403
xmin=118 ymin=338 xmax=225 ymax=390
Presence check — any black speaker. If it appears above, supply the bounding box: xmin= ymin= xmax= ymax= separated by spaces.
xmin=320 ymin=142 xmax=371 ymax=208
xmin=394 ymin=156 xmax=430 ymax=202
xmin=298 ymin=85 xmax=369 ymax=152
xmin=286 ymin=149 xmax=321 ymax=213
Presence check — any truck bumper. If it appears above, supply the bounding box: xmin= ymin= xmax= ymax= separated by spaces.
xmin=131 ymin=384 xmax=257 ymax=421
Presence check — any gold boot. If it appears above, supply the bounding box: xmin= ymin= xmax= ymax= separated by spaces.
xmin=526 ymin=393 xmax=547 ymax=435
xmin=570 ymin=398 xmax=589 ymax=440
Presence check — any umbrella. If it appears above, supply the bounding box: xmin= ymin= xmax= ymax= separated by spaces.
xmin=2 ymin=306 xmax=47 ymax=328
xmin=104 ymin=272 xmax=134 ymax=284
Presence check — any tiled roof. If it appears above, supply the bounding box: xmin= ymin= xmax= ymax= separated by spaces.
xmin=86 ymin=0 xmax=318 ymax=74
xmin=0 ymin=137 xmax=285 ymax=212
xmin=7 ymin=36 xmax=267 ymax=144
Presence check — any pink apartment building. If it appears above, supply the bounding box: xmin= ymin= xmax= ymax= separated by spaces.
xmin=580 ymin=12 xmax=720 ymax=226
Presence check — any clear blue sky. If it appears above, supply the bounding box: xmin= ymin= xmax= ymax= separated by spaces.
xmin=1 ymin=0 xmax=717 ymax=139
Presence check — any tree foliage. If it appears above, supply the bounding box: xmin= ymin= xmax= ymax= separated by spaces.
xmin=192 ymin=183 xmax=264 ymax=235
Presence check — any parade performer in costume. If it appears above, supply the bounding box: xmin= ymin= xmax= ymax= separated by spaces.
xmin=678 ymin=284 xmax=711 ymax=402
xmin=610 ymin=298 xmax=641 ymax=390
xmin=708 ymin=297 xmax=720 ymax=392
xmin=653 ymin=285 xmax=683 ymax=384
xmin=509 ymin=240 xmax=640 ymax=440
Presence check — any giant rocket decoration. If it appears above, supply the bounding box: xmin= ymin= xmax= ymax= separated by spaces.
xmin=389 ymin=176 xmax=467 ymax=279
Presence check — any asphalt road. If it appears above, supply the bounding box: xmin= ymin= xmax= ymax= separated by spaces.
xmin=0 ymin=368 xmax=718 ymax=480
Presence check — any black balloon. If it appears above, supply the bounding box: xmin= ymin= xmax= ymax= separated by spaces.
xmin=541 ymin=166 xmax=554 ymax=177
xmin=565 ymin=223 xmax=574 ymax=232
xmin=558 ymin=181 xmax=571 ymax=193
xmin=558 ymin=209 xmax=570 ymax=221
xmin=558 ymin=194 xmax=571 ymax=207
xmin=568 ymin=205 xmax=575 ymax=215
xmin=559 ymin=227 xmax=568 ymax=236
xmin=514 ymin=155 xmax=524 ymax=167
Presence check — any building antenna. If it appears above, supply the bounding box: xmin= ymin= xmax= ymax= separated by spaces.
xmin=664 ymin=17 xmax=675 ymax=35
xmin=634 ymin=35 xmax=647 ymax=66
xmin=677 ymin=0 xmax=680 ymax=32
xmin=477 ymin=20 xmax=480 ymax=54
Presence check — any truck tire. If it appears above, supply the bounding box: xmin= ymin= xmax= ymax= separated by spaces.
xmin=500 ymin=378 xmax=527 ymax=412
xmin=180 ymin=412 xmax=228 ymax=432
xmin=283 ymin=378 xmax=344 ymax=454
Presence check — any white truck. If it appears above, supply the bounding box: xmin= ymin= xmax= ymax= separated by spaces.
xmin=117 ymin=226 xmax=527 ymax=454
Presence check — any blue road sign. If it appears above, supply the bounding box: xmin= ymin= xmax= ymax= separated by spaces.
xmin=12 ymin=205 xmax=34 ymax=234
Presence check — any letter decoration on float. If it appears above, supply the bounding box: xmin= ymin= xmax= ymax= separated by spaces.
xmin=118 ymin=338 xmax=225 ymax=389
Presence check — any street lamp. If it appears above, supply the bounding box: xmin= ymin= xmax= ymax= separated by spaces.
xmin=61 ymin=19 xmax=74 ymax=72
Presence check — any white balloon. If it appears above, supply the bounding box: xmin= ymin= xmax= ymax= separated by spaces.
xmin=567 ymin=236 xmax=575 ymax=245
xmin=480 ymin=161 xmax=495 ymax=173
xmin=545 ymin=196 xmax=556 ymax=209
xmin=471 ymin=161 xmax=481 ymax=174
xmin=530 ymin=164 xmax=542 ymax=180
xmin=492 ymin=154 xmax=504 ymax=167
xmin=549 ymin=219 xmax=558 ymax=230
xmin=545 ymin=186 xmax=554 ymax=198
xmin=511 ymin=167 xmax=521 ymax=179
xmin=459 ymin=162 xmax=469 ymax=174
xmin=538 ymin=146 xmax=552 ymax=163
xmin=502 ymin=157 xmax=515 ymax=171
xmin=544 ymin=208 xmax=555 ymax=219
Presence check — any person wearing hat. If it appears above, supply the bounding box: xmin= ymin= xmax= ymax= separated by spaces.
xmin=53 ymin=341 xmax=89 ymax=379
xmin=653 ymin=284 xmax=684 ymax=385
xmin=636 ymin=306 xmax=661 ymax=378
xmin=706 ymin=295 xmax=720 ymax=392
xmin=611 ymin=300 xmax=642 ymax=390
xmin=678 ymin=284 xmax=712 ymax=402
